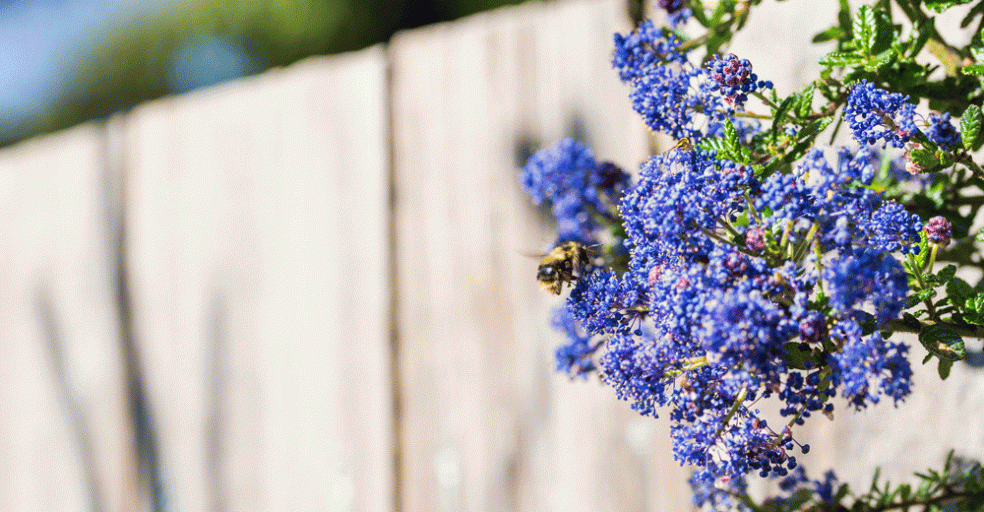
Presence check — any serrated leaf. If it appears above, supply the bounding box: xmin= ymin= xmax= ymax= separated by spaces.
xmin=963 ymin=64 xmax=984 ymax=76
xmin=966 ymin=292 xmax=984 ymax=314
xmin=820 ymin=51 xmax=866 ymax=67
xmin=724 ymin=118 xmax=740 ymax=155
xmin=853 ymin=6 xmax=875 ymax=54
xmin=798 ymin=84 xmax=816 ymax=117
xmin=971 ymin=46 xmax=984 ymax=63
xmin=939 ymin=358 xmax=954 ymax=379
xmin=863 ymin=51 xmax=894 ymax=71
xmin=919 ymin=324 xmax=966 ymax=361
xmin=911 ymin=147 xmax=940 ymax=168
xmin=698 ymin=137 xmax=729 ymax=155
xmin=961 ymin=106 xmax=982 ymax=150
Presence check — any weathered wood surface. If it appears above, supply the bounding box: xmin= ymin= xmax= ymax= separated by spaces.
xmin=390 ymin=0 xmax=692 ymax=510
xmin=0 ymin=125 xmax=136 ymax=511
xmin=122 ymin=47 xmax=391 ymax=511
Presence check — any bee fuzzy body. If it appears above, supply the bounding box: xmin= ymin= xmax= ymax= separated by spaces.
xmin=536 ymin=241 xmax=591 ymax=295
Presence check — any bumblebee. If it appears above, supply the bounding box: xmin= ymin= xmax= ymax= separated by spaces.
xmin=537 ymin=241 xmax=591 ymax=295
xmin=669 ymin=137 xmax=692 ymax=153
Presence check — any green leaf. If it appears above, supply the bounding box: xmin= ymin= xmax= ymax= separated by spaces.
xmin=936 ymin=265 xmax=957 ymax=284
xmin=871 ymin=9 xmax=895 ymax=54
xmin=853 ymin=6 xmax=876 ymax=54
xmin=785 ymin=342 xmax=810 ymax=369
xmin=911 ymin=147 xmax=940 ymax=168
xmin=962 ymin=65 xmax=984 ymax=76
xmin=698 ymin=137 xmax=729 ymax=155
xmin=918 ymin=324 xmax=966 ymax=361
xmin=724 ymin=118 xmax=740 ymax=155
xmin=837 ymin=0 xmax=851 ymax=35
xmin=797 ymin=84 xmax=816 ymax=117
xmin=690 ymin=0 xmax=710 ymax=26
xmin=947 ymin=277 xmax=974 ymax=307
xmin=863 ymin=51 xmax=894 ymax=72
xmin=961 ymin=2 xmax=984 ymax=28
xmin=820 ymin=51 xmax=866 ymax=67
xmin=966 ymin=292 xmax=984 ymax=313
xmin=859 ymin=312 xmax=878 ymax=336
xmin=961 ymin=106 xmax=982 ymax=150
xmin=797 ymin=117 xmax=834 ymax=141
xmin=908 ymin=19 xmax=933 ymax=58
xmin=924 ymin=0 xmax=974 ymax=14
xmin=772 ymin=96 xmax=795 ymax=140
xmin=812 ymin=26 xmax=846 ymax=43
xmin=938 ymin=358 xmax=954 ymax=380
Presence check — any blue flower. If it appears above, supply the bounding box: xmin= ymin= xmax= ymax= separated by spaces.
xmin=551 ymin=307 xmax=600 ymax=378
xmin=844 ymin=80 xmax=918 ymax=148
xmin=925 ymin=112 xmax=960 ymax=151
xmin=708 ymin=54 xmax=773 ymax=108
xmin=519 ymin=139 xmax=629 ymax=244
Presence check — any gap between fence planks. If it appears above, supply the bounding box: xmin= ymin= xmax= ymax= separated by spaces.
xmin=121 ymin=47 xmax=391 ymax=512
xmin=0 ymin=124 xmax=137 ymax=511
xmin=389 ymin=0 xmax=692 ymax=510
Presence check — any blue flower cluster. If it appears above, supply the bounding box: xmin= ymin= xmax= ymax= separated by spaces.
xmin=525 ymin=143 xmax=921 ymax=490
xmin=845 ymin=80 xmax=918 ymax=148
xmin=585 ymin=145 xmax=918 ymax=483
xmin=690 ymin=465 xmax=840 ymax=511
xmin=519 ymin=139 xmax=629 ymax=245
xmin=612 ymin=22 xmax=772 ymax=140
xmin=523 ymin=15 xmax=927 ymax=504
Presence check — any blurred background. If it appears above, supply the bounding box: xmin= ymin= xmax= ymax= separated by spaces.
xmin=0 ymin=0 xmax=533 ymax=146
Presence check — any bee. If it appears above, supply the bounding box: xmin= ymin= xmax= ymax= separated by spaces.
xmin=669 ymin=137 xmax=693 ymax=153
xmin=536 ymin=241 xmax=593 ymax=295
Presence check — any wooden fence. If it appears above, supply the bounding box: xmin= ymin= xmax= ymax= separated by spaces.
xmin=1 ymin=0 xmax=983 ymax=510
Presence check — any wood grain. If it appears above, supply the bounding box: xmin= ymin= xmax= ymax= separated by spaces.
xmin=390 ymin=1 xmax=691 ymax=510
xmin=0 ymin=124 xmax=136 ymax=512
xmin=122 ymin=47 xmax=391 ymax=511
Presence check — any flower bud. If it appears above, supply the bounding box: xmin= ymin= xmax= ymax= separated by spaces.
xmin=924 ymin=216 xmax=952 ymax=246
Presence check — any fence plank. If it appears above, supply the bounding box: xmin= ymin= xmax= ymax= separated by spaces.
xmin=122 ymin=47 xmax=391 ymax=512
xmin=0 ymin=124 xmax=137 ymax=511
xmin=390 ymin=1 xmax=692 ymax=510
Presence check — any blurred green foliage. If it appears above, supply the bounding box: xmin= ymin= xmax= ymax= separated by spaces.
xmin=27 ymin=0 xmax=532 ymax=144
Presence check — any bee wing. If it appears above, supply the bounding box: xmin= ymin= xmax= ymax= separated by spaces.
xmin=519 ymin=250 xmax=549 ymax=259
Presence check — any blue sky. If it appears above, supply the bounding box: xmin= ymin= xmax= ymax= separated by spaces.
xmin=0 ymin=0 xmax=170 ymax=136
